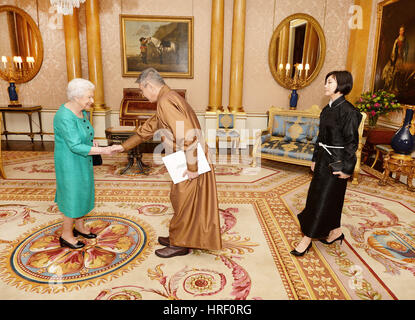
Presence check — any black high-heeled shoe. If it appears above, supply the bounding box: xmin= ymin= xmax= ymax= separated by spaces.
xmin=73 ymin=228 xmax=97 ymax=239
xmin=319 ymin=233 xmax=344 ymax=245
xmin=290 ymin=242 xmax=312 ymax=257
xmin=59 ymin=236 xmax=85 ymax=249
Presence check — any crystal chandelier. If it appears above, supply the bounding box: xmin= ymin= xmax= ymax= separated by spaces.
xmin=50 ymin=0 xmax=86 ymax=15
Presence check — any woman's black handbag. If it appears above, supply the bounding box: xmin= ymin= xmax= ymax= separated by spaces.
xmin=92 ymin=154 xmax=103 ymax=166
xmin=328 ymin=160 xmax=342 ymax=172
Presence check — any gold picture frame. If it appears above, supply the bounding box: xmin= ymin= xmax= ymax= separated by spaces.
xmin=371 ymin=0 xmax=415 ymax=105
xmin=120 ymin=15 xmax=193 ymax=78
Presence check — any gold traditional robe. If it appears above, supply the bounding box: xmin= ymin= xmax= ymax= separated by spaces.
xmin=122 ymin=85 xmax=222 ymax=250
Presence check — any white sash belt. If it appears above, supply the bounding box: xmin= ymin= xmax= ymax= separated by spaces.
xmin=318 ymin=142 xmax=344 ymax=156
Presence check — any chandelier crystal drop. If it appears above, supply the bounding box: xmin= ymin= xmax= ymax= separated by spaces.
xmin=50 ymin=0 xmax=86 ymax=15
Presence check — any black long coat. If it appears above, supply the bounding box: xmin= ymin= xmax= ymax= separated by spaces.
xmin=297 ymin=95 xmax=362 ymax=238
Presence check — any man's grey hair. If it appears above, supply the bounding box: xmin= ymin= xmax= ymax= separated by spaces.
xmin=135 ymin=67 xmax=166 ymax=87
xmin=67 ymin=78 xmax=95 ymax=101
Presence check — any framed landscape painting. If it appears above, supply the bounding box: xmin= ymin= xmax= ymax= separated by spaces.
xmin=372 ymin=0 xmax=415 ymax=105
xmin=120 ymin=15 xmax=193 ymax=78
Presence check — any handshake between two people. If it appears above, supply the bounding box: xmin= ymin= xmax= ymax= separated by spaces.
xmin=90 ymin=143 xmax=125 ymax=156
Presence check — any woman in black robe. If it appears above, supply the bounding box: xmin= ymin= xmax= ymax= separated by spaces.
xmin=291 ymin=70 xmax=362 ymax=256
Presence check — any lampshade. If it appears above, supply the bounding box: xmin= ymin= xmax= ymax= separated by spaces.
xmin=50 ymin=0 xmax=86 ymax=15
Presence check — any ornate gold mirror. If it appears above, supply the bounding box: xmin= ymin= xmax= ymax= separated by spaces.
xmin=0 ymin=5 xmax=43 ymax=84
xmin=269 ymin=13 xmax=326 ymax=90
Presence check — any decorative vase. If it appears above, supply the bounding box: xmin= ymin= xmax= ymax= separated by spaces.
xmin=289 ymin=89 xmax=298 ymax=109
xmin=368 ymin=114 xmax=379 ymax=127
xmin=7 ymin=82 xmax=20 ymax=107
xmin=391 ymin=107 xmax=415 ymax=155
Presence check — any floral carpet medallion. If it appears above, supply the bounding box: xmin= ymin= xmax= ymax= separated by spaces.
xmin=342 ymin=191 xmax=415 ymax=277
xmin=0 ymin=213 xmax=155 ymax=293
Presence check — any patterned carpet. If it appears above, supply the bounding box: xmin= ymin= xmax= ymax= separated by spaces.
xmin=0 ymin=151 xmax=414 ymax=300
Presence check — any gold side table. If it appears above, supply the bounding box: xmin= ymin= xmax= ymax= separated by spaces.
xmin=0 ymin=105 xmax=43 ymax=143
xmin=371 ymin=144 xmax=394 ymax=168
xmin=378 ymin=152 xmax=415 ymax=192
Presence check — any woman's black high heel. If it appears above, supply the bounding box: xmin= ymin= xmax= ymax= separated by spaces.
xmin=290 ymin=242 xmax=312 ymax=257
xmin=73 ymin=228 xmax=97 ymax=239
xmin=59 ymin=236 xmax=85 ymax=249
xmin=319 ymin=233 xmax=344 ymax=245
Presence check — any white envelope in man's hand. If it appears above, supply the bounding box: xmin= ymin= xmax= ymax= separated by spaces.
xmin=162 ymin=143 xmax=211 ymax=184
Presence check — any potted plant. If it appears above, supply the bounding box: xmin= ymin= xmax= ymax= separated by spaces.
xmin=355 ymin=90 xmax=401 ymax=127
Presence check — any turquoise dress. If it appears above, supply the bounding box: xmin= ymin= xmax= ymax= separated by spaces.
xmin=53 ymin=105 xmax=94 ymax=218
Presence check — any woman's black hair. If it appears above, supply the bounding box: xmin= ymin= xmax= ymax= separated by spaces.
xmin=325 ymin=70 xmax=353 ymax=95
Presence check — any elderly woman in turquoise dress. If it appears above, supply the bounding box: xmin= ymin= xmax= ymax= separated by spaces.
xmin=54 ymin=78 xmax=115 ymax=249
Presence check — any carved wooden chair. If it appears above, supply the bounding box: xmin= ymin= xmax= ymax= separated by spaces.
xmin=216 ymin=112 xmax=240 ymax=153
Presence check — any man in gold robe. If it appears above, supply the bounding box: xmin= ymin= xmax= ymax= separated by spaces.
xmin=113 ymin=68 xmax=222 ymax=258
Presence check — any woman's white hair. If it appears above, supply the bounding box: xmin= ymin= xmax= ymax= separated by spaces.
xmin=67 ymin=78 xmax=95 ymax=101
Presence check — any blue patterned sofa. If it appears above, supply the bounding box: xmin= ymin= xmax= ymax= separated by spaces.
xmin=252 ymin=105 xmax=321 ymax=166
xmin=252 ymin=106 xmax=367 ymax=184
